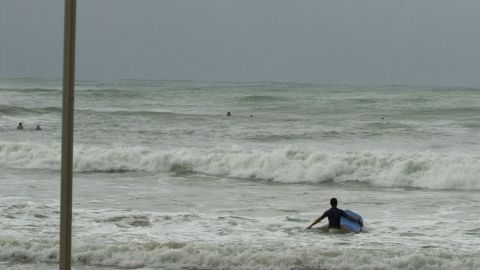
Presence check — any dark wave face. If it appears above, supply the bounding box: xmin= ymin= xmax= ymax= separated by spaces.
xmin=0 ymin=105 xmax=61 ymax=115
xmin=1 ymin=78 xmax=479 ymax=153
xmin=237 ymin=95 xmax=288 ymax=102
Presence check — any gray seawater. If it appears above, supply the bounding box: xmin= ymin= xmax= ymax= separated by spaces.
xmin=0 ymin=78 xmax=479 ymax=269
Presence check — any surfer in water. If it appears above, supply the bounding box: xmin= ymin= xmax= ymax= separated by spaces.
xmin=17 ymin=122 xmax=24 ymax=130
xmin=35 ymin=125 xmax=42 ymax=131
xmin=306 ymin=198 xmax=347 ymax=230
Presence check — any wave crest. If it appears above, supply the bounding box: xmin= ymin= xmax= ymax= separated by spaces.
xmin=238 ymin=95 xmax=286 ymax=102
xmin=0 ymin=105 xmax=61 ymax=116
xmin=0 ymin=239 xmax=478 ymax=270
xmin=1 ymin=142 xmax=479 ymax=190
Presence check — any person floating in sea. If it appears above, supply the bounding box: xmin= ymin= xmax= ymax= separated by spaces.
xmin=35 ymin=125 xmax=42 ymax=131
xmin=17 ymin=122 xmax=23 ymax=130
xmin=226 ymin=112 xmax=231 ymax=116
xmin=306 ymin=197 xmax=348 ymax=230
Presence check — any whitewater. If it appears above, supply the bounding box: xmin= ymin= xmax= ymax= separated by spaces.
xmin=0 ymin=78 xmax=479 ymax=269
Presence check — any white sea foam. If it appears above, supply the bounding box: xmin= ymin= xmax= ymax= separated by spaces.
xmin=1 ymin=142 xmax=479 ymax=190
xmin=0 ymin=239 xmax=478 ymax=270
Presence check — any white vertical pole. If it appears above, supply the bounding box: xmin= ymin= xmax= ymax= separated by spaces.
xmin=60 ymin=0 xmax=76 ymax=269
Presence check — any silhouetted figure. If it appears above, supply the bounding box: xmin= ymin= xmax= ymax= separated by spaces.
xmin=17 ymin=122 xmax=23 ymax=130
xmin=35 ymin=125 xmax=42 ymax=131
xmin=306 ymin=198 xmax=347 ymax=229
xmin=250 ymin=114 xmax=253 ymax=118
xmin=226 ymin=112 xmax=231 ymax=116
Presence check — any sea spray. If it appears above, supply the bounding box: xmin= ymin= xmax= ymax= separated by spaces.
xmin=1 ymin=142 xmax=479 ymax=190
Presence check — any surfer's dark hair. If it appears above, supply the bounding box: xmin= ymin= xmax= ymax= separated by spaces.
xmin=330 ymin=198 xmax=338 ymax=207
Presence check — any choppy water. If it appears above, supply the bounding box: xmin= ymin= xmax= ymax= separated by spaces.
xmin=0 ymin=78 xmax=479 ymax=269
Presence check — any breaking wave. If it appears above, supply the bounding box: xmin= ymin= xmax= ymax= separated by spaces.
xmin=1 ymin=142 xmax=479 ymax=190
xmin=0 ymin=239 xmax=478 ymax=270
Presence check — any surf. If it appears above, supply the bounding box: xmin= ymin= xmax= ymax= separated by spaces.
xmin=1 ymin=142 xmax=479 ymax=190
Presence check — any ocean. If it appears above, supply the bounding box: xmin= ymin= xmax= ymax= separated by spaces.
xmin=0 ymin=78 xmax=479 ymax=270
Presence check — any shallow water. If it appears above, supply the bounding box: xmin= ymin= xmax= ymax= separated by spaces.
xmin=0 ymin=79 xmax=479 ymax=269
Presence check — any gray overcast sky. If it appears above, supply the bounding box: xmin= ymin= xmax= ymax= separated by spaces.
xmin=1 ymin=0 xmax=479 ymax=86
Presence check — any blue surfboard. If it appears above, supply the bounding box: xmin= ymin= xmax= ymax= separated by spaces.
xmin=340 ymin=210 xmax=363 ymax=233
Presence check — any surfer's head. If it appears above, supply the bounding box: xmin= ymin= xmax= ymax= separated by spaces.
xmin=330 ymin=197 xmax=338 ymax=207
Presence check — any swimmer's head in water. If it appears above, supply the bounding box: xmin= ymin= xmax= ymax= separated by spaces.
xmin=330 ymin=197 xmax=338 ymax=207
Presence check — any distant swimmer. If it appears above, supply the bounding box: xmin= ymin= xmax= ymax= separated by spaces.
xmin=226 ymin=112 xmax=231 ymax=116
xmin=306 ymin=198 xmax=348 ymax=230
xmin=17 ymin=122 xmax=23 ymax=130
xmin=35 ymin=125 xmax=42 ymax=131
xmin=250 ymin=114 xmax=253 ymax=118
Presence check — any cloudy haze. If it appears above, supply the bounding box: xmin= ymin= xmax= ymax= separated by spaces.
xmin=1 ymin=0 xmax=479 ymax=86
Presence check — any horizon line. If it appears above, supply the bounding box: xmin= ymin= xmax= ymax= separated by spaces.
xmin=0 ymin=76 xmax=479 ymax=89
